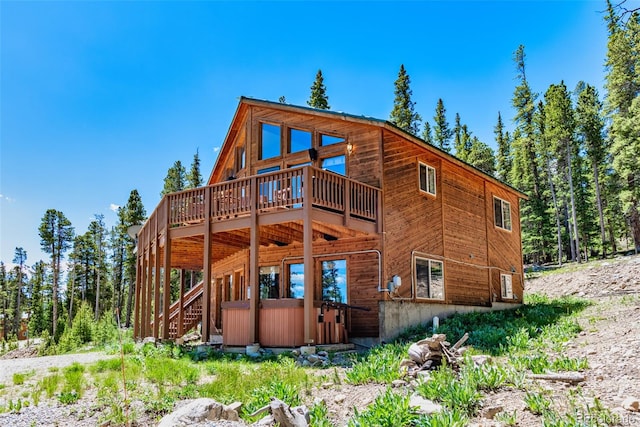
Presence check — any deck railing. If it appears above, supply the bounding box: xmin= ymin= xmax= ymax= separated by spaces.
xmin=153 ymin=166 xmax=380 ymax=229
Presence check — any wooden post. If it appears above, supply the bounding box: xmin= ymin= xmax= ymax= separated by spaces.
xmin=153 ymin=212 xmax=161 ymax=339
xmin=249 ymin=176 xmax=259 ymax=344
xmin=134 ymin=252 xmax=143 ymax=339
xmin=162 ymin=236 xmax=171 ymax=340
xmin=344 ymin=179 xmax=351 ymax=227
xmin=144 ymin=251 xmax=152 ymax=337
xmin=303 ymin=167 xmax=315 ymax=344
xmin=202 ymin=188 xmax=212 ymax=342
xmin=177 ymin=270 xmax=185 ymax=337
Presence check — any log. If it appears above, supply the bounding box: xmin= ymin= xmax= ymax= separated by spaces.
xmin=451 ymin=333 xmax=469 ymax=352
xmin=526 ymin=372 xmax=586 ymax=384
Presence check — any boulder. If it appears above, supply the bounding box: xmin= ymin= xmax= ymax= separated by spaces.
xmin=157 ymin=398 xmax=244 ymax=427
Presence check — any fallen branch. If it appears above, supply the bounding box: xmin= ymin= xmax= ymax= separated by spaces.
xmin=526 ymin=372 xmax=586 ymax=384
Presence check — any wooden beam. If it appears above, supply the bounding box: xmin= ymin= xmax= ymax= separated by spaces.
xmin=178 ymin=270 xmax=185 ymax=337
xmin=249 ymin=176 xmax=259 ymax=344
xmin=303 ymin=167 xmax=315 ymax=344
xmin=144 ymin=227 xmax=153 ymax=337
xmin=202 ymin=188 xmax=212 ymax=342
xmin=162 ymin=215 xmax=172 ymax=340
xmin=153 ymin=214 xmax=161 ymax=339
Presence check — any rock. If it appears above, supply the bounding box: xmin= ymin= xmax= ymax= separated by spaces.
xmin=622 ymin=396 xmax=640 ymax=412
xmin=482 ymin=404 xmax=503 ymax=419
xmin=307 ymin=354 xmax=320 ymax=364
xmin=409 ymin=394 xmax=442 ymax=415
xmin=321 ymin=382 xmax=333 ymax=389
xmin=392 ymin=379 xmax=407 ymax=388
xmin=334 ymin=394 xmax=346 ymax=404
xmin=157 ymin=398 xmax=244 ymax=426
xmin=317 ymin=351 xmax=329 ymax=357
xmin=471 ymin=355 xmax=491 ymax=366
xmin=142 ymin=336 xmax=156 ymax=344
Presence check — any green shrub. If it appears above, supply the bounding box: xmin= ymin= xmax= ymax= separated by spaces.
xmin=414 ymin=408 xmax=468 ymax=427
xmin=12 ymin=373 xmax=26 ymax=385
xmin=346 ymin=343 xmax=406 ymax=384
xmin=348 ymin=388 xmax=418 ymax=427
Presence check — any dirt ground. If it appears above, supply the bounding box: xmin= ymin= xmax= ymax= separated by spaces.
xmin=1 ymin=254 xmax=639 ymax=426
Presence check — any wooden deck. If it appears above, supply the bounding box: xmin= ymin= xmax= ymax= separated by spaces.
xmin=134 ymin=166 xmax=382 ymax=342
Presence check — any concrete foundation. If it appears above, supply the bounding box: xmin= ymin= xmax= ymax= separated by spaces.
xmin=379 ymin=300 xmax=520 ymax=342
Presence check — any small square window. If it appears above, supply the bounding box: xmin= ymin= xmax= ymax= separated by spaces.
xmin=260 ymin=123 xmax=281 ymax=160
xmin=501 ymin=274 xmax=513 ymax=299
xmin=419 ymin=162 xmax=436 ymax=196
xmin=289 ymin=129 xmax=312 ymax=153
xmin=494 ymin=197 xmax=512 ymax=231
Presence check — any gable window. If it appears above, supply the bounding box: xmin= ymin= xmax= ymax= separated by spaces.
xmin=260 ymin=123 xmax=281 ymax=160
xmin=259 ymin=266 xmax=280 ymax=299
xmin=288 ymin=263 xmax=304 ymax=299
xmin=289 ymin=128 xmax=312 ymax=153
xmin=320 ymin=134 xmax=344 ymax=146
xmin=419 ymin=162 xmax=436 ymax=196
xmin=322 ymin=155 xmax=346 ymax=176
xmin=321 ymin=259 xmax=347 ymax=303
xmin=236 ymin=146 xmax=246 ymax=172
xmin=414 ymin=257 xmax=444 ymax=300
xmin=494 ymin=197 xmax=512 ymax=231
xmin=501 ymin=274 xmax=513 ymax=299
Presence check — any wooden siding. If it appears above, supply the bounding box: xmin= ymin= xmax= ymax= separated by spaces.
xmin=381 ymin=131 xmax=444 ymax=299
xmin=222 ymin=302 xmax=250 ymax=346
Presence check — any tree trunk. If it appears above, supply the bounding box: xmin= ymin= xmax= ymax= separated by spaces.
xmin=52 ymin=255 xmax=59 ymax=337
xmin=565 ymin=202 xmax=576 ymax=261
xmin=125 ymin=278 xmax=134 ymax=328
xmin=593 ymin=163 xmax=607 ymax=258
xmin=567 ymin=145 xmax=581 ymax=262
xmin=631 ymin=204 xmax=640 ymax=254
xmin=547 ymin=157 xmax=563 ymax=265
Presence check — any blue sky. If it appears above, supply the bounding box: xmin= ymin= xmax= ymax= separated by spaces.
xmin=1 ymin=1 xmax=611 ymax=266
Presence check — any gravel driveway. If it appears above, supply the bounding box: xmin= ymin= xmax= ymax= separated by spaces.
xmin=0 ymin=351 xmax=115 ymax=384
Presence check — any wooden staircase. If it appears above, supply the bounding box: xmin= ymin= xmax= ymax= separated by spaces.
xmin=156 ymin=280 xmax=204 ymax=339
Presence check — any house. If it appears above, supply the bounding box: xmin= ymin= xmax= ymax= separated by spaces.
xmin=133 ymin=97 xmax=526 ymax=348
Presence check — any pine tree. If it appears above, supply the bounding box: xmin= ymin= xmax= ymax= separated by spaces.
xmin=433 ymin=99 xmax=452 ymax=152
xmin=494 ymin=112 xmax=512 ymax=183
xmin=0 ymin=262 xmax=7 ymax=340
xmin=307 ymin=70 xmax=330 ymax=110
xmin=511 ymin=45 xmax=553 ymax=263
xmin=28 ymin=261 xmax=47 ymax=336
xmin=122 ymin=190 xmax=146 ymax=327
xmin=12 ymin=248 xmax=27 ymax=335
xmin=605 ymin=6 xmax=640 ymax=252
xmin=161 ymin=161 xmax=186 ymax=196
xmin=421 ymin=121 xmax=434 ymax=145
xmin=453 ymin=113 xmax=463 ymax=157
xmin=389 ymin=64 xmax=422 ymax=136
xmin=187 ymin=149 xmax=203 ymax=189
xmin=467 ymin=138 xmax=496 ymax=176
xmin=87 ymin=215 xmax=108 ymax=320
xmin=39 ymin=209 xmax=74 ymax=336
xmin=576 ymin=83 xmax=609 ymax=257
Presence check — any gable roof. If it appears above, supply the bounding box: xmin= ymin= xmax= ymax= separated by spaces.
xmin=209 ymin=97 xmax=527 ymax=199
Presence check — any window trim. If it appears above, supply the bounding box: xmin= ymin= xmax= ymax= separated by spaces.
xmin=500 ymin=274 xmax=513 ymax=299
xmin=494 ymin=196 xmax=512 ymax=231
xmin=418 ymin=162 xmax=437 ymax=196
xmin=413 ymin=256 xmax=445 ymax=301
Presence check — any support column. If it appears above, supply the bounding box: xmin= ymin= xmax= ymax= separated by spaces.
xmin=249 ymin=176 xmax=260 ymax=344
xmin=178 ymin=270 xmax=185 ymax=337
xmin=303 ymin=167 xmax=316 ymax=344
xmin=153 ymin=215 xmax=161 ymax=339
xmin=134 ymin=252 xmax=143 ymax=339
xmin=144 ymin=251 xmax=152 ymax=337
xmin=202 ymin=188 xmax=212 ymax=342
xmin=162 ymin=235 xmax=171 ymax=340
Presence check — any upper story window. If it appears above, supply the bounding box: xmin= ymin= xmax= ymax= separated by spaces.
xmin=419 ymin=162 xmax=436 ymax=196
xmin=289 ymin=128 xmax=312 ymax=153
xmin=414 ymin=257 xmax=444 ymax=300
xmin=494 ymin=196 xmax=512 ymax=231
xmin=260 ymin=123 xmax=281 ymax=160
xmin=236 ymin=146 xmax=246 ymax=172
xmin=322 ymin=155 xmax=346 ymax=176
xmin=321 ymin=134 xmax=345 ymax=146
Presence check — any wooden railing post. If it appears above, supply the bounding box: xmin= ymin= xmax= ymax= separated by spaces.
xmin=201 ymin=187 xmax=212 ymax=342
xmin=344 ymin=179 xmax=351 ymax=227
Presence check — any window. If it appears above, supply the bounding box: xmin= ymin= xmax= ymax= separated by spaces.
xmin=501 ymin=274 xmax=513 ymax=299
xmin=258 ymin=166 xmax=281 ymax=203
xmin=259 ymin=266 xmax=280 ymax=299
xmin=320 ymin=134 xmax=344 ymax=146
xmin=322 ymin=155 xmax=346 ymax=176
xmin=494 ymin=197 xmax=512 ymax=231
xmin=236 ymin=146 xmax=246 ymax=171
xmin=419 ymin=162 xmax=436 ymax=196
xmin=414 ymin=257 xmax=444 ymax=300
xmin=322 ymin=259 xmax=347 ymax=303
xmin=289 ymin=129 xmax=312 ymax=153
xmin=260 ymin=123 xmax=281 ymax=160
xmin=288 ymin=263 xmax=304 ymax=298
